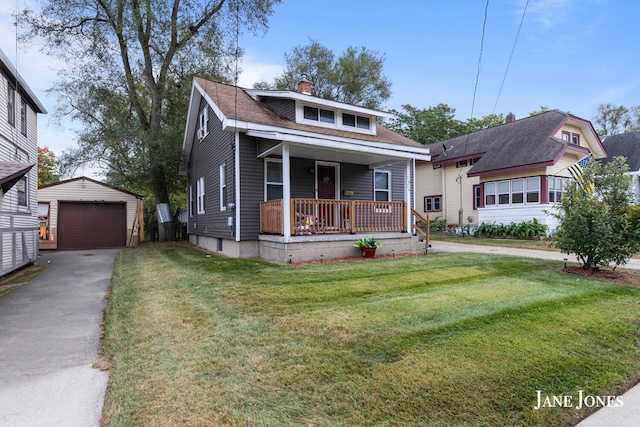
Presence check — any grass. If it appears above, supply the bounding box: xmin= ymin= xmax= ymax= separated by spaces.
xmin=0 ymin=265 xmax=46 ymax=297
xmin=100 ymin=242 xmax=640 ymax=426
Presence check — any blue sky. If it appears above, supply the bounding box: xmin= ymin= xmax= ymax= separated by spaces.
xmin=2 ymin=0 xmax=639 ymax=170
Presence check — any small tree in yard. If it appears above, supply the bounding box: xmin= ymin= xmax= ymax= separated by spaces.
xmin=550 ymin=156 xmax=640 ymax=271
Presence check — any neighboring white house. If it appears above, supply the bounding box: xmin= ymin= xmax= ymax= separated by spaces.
xmin=38 ymin=176 xmax=144 ymax=250
xmin=0 ymin=49 xmax=46 ymax=277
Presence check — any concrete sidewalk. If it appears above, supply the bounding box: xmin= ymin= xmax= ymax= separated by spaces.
xmin=0 ymin=249 xmax=122 ymax=427
xmin=430 ymin=240 xmax=640 ymax=270
xmin=431 ymin=239 xmax=640 ymax=426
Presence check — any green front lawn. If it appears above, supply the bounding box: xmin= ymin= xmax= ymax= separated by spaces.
xmin=100 ymin=243 xmax=640 ymax=426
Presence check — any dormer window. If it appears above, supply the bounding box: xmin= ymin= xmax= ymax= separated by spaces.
xmin=304 ymin=106 xmax=335 ymax=124
xmin=343 ymin=113 xmax=370 ymax=130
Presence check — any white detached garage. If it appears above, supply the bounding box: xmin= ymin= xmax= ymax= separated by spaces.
xmin=38 ymin=177 xmax=144 ymax=250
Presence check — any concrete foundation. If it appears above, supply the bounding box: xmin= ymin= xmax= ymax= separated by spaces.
xmin=190 ymin=232 xmax=423 ymax=263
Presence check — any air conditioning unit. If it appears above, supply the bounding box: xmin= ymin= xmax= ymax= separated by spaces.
xmin=198 ymin=128 xmax=206 ymax=140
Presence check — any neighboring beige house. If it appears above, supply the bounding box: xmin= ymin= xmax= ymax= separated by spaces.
xmin=38 ymin=176 xmax=144 ymax=250
xmin=1 ymin=49 xmax=46 ymax=276
xmin=416 ymin=110 xmax=606 ymax=233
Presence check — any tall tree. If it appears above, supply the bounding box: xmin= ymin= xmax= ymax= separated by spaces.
xmin=387 ymin=104 xmax=503 ymax=145
xmin=37 ymin=146 xmax=60 ymax=186
xmin=593 ymin=103 xmax=640 ymax=136
xmin=256 ymin=39 xmax=391 ymax=109
xmin=20 ymin=0 xmax=279 ymax=240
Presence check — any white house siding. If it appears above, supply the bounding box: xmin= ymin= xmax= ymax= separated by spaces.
xmin=1 ymin=57 xmax=40 ymax=277
xmin=478 ymin=204 xmax=560 ymax=234
xmin=38 ymin=178 xmax=143 ymax=250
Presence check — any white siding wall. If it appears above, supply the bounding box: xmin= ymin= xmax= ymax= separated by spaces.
xmin=1 ymin=65 xmax=39 ymax=276
xmin=479 ymin=204 xmax=560 ymax=234
xmin=38 ymin=178 xmax=142 ymax=248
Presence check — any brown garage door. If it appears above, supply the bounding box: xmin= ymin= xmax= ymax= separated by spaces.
xmin=58 ymin=202 xmax=127 ymax=250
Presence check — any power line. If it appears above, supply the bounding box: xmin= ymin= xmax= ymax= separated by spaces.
xmin=492 ymin=0 xmax=529 ymax=114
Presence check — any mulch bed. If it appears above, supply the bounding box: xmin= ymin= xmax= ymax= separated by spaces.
xmin=562 ymin=266 xmax=637 ymax=284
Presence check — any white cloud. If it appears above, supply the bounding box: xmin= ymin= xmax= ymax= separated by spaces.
xmin=236 ymin=57 xmax=283 ymax=88
xmin=526 ymin=0 xmax=574 ymax=28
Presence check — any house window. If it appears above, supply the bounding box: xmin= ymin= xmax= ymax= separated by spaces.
xmin=571 ymin=133 xmax=580 ymax=145
xmin=342 ymin=113 xmax=371 ymax=130
xmin=484 ymin=177 xmax=540 ymax=206
xmin=17 ymin=177 xmax=27 ymax=206
xmin=38 ymin=202 xmax=50 ymax=240
xmin=265 ymin=159 xmax=283 ymax=201
xmin=7 ymin=85 xmax=15 ymax=126
xmin=473 ymin=184 xmax=483 ymax=209
xmin=356 ymin=116 xmax=370 ymax=129
xmin=374 ymin=170 xmax=390 ymax=201
xmin=511 ymin=179 xmax=524 ymax=204
xmin=198 ymin=107 xmax=209 ymax=140
xmin=188 ymin=184 xmax=194 ymax=217
xmin=456 ymin=160 xmax=468 ymax=168
xmin=197 ymin=177 xmax=205 ymax=214
xmin=562 ymin=131 xmax=570 ymax=142
xmin=220 ymin=164 xmax=227 ymax=211
xmin=485 ymin=182 xmax=496 ymax=206
xmin=498 ymin=181 xmax=510 ymax=205
xmin=20 ymin=99 xmax=27 ymax=136
xmin=549 ymin=177 xmax=569 ymax=203
xmin=424 ymin=196 xmax=442 ymax=212
xmin=526 ymin=177 xmax=540 ymax=203
xmin=470 ymin=157 xmax=480 ymax=165
xmin=304 ymin=106 xmax=335 ymax=124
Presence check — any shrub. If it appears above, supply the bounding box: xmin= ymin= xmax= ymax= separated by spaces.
xmin=475 ymin=219 xmax=547 ymax=239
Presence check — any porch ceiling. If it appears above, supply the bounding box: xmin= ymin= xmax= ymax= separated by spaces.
xmin=260 ymin=142 xmax=412 ymax=167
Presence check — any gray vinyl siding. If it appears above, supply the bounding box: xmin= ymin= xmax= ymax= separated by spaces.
xmin=238 ymin=133 xmax=265 ymax=240
xmin=290 ymin=158 xmax=315 ymax=198
xmin=257 ymin=139 xmax=280 ymax=157
xmin=389 ymin=162 xmax=405 ymax=201
xmin=187 ymin=100 xmax=234 ymax=239
xmin=261 ymin=98 xmax=296 ymax=121
xmin=340 ymin=163 xmax=372 ymax=200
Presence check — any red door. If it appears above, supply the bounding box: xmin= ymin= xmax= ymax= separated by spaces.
xmin=317 ymin=165 xmax=336 ymax=226
xmin=317 ymin=165 xmax=336 ymax=199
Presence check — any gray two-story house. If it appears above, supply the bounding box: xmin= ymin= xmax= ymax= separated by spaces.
xmin=180 ymin=77 xmax=430 ymax=262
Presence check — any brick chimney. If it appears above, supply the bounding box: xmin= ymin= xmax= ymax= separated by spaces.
xmin=297 ymin=75 xmax=312 ymax=95
xmin=505 ymin=112 xmax=516 ymax=123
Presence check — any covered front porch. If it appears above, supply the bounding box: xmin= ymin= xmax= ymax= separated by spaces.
xmin=260 ymin=198 xmax=406 ymax=235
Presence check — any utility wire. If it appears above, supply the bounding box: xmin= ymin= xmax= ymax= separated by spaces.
xmin=492 ymin=0 xmax=529 ymax=114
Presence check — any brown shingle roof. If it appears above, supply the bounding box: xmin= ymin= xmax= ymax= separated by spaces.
xmin=194 ymin=77 xmax=425 ymax=149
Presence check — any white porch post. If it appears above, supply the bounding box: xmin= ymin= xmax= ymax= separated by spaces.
xmin=405 ymin=159 xmax=412 ymax=232
xmin=283 ymin=143 xmax=291 ymax=238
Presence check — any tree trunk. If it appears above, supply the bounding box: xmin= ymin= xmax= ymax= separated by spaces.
xmin=152 ymin=163 xmax=175 ymax=242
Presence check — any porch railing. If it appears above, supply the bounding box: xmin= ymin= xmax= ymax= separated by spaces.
xmin=260 ymin=198 xmax=406 ymax=235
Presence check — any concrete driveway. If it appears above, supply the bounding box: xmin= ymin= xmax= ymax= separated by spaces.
xmin=0 ymin=249 xmax=123 ymax=427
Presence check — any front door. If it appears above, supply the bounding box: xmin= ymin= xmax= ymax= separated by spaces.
xmin=317 ymin=164 xmax=336 ymax=200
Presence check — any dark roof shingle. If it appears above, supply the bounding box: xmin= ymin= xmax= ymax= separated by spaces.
xmin=600 ymin=131 xmax=640 ymax=171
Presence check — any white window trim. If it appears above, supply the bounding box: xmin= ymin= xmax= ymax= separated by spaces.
xmin=188 ymin=184 xmax=193 ymax=217
xmin=198 ymin=107 xmax=209 ymax=141
xmin=294 ymin=102 xmax=376 ymax=135
xmin=197 ymin=177 xmax=205 ymax=214
xmin=374 ymin=169 xmax=391 ymax=202
xmin=220 ymin=164 xmax=227 ymax=211
xmin=264 ymin=158 xmax=283 ymax=201
xmin=424 ymin=195 xmax=442 ymax=212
